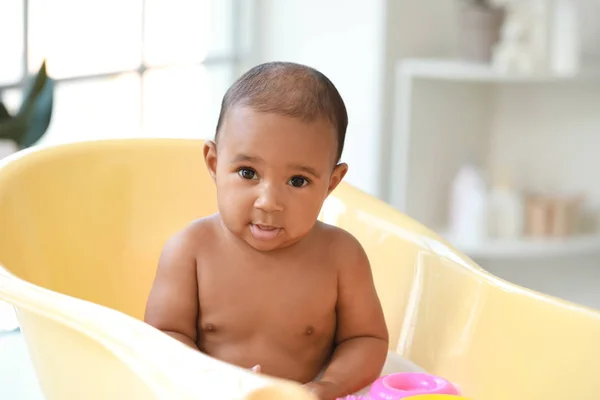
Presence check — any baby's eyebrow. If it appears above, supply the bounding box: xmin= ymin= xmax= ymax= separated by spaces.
xmin=232 ymin=154 xmax=262 ymax=164
xmin=289 ymin=164 xmax=320 ymax=178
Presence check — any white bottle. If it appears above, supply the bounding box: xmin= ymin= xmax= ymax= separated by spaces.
xmin=487 ymin=174 xmax=524 ymax=239
xmin=448 ymin=163 xmax=488 ymax=246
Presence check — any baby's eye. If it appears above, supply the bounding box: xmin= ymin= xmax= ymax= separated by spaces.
xmin=238 ymin=168 xmax=257 ymax=180
xmin=289 ymin=176 xmax=309 ymax=188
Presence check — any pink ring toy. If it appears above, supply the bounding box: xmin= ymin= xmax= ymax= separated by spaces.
xmin=368 ymin=372 xmax=461 ymax=399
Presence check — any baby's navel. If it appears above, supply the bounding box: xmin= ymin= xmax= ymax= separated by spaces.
xmin=204 ymin=323 xmax=217 ymax=332
xmin=304 ymin=326 xmax=314 ymax=336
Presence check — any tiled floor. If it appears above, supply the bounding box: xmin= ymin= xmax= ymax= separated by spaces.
xmin=0 ymin=329 xmax=44 ymax=399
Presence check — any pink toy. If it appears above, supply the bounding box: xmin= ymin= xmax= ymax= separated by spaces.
xmin=336 ymin=372 xmax=460 ymax=400
xmin=370 ymin=372 xmax=460 ymax=399
xmin=337 ymin=397 xmax=370 ymax=400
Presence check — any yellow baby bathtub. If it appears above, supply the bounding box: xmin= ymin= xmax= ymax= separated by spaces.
xmin=0 ymin=139 xmax=599 ymax=400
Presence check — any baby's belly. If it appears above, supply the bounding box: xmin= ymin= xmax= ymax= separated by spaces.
xmin=200 ymin=334 xmax=333 ymax=383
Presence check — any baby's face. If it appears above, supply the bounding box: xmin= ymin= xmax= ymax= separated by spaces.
xmin=204 ymin=106 xmax=347 ymax=251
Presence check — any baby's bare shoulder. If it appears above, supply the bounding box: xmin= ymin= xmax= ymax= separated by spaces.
xmin=165 ymin=214 xmax=220 ymax=255
xmin=315 ymin=221 xmax=360 ymax=245
xmin=315 ymin=222 xmax=367 ymax=267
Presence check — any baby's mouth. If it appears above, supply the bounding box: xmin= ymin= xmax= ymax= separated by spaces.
xmin=249 ymin=223 xmax=282 ymax=241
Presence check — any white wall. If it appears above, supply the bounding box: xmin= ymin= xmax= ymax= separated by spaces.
xmin=380 ymin=0 xmax=461 ymax=200
xmin=251 ymin=0 xmax=387 ymax=197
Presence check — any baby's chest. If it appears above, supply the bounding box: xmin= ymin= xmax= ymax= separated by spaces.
xmin=197 ymin=265 xmax=337 ymax=338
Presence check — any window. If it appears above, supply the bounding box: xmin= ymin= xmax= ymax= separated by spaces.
xmin=0 ymin=0 xmax=247 ymax=146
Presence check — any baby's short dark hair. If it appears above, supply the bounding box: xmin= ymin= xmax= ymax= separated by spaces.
xmin=215 ymin=61 xmax=348 ymax=163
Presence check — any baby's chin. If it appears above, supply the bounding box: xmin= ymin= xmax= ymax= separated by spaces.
xmin=242 ymin=232 xmax=298 ymax=252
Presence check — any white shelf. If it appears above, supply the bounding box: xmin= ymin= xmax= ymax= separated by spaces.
xmin=390 ymin=56 xmax=600 ymax=266
xmin=441 ymin=231 xmax=600 ymax=259
xmin=399 ymin=58 xmax=600 ymax=83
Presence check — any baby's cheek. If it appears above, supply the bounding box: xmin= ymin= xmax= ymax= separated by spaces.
xmin=219 ymin=196 xmax=247 ymax=228
xmin=287 ymin=202 xmax=321 ymax=230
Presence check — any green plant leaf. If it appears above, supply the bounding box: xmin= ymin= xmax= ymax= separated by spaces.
xmin=18 ymin=61 xmax=48 ymax=116
xmin=0 ymin=60 xmax=55 ymax=149
xmin=19 ymin=78 xmax=54 ymax=148
xmin=0 ymin=102 xmax=11 ymax=122
xmin=0 ymin=60 xmax=54 ymax=149
xmin=0 ymin=118 xmax=26 ymax=143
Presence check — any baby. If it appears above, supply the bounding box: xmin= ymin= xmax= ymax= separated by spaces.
xmin=144 ymin=61 xmax=389 ymax=400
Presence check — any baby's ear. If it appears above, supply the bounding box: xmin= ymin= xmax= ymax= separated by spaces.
xmin=203 ymin=141 xmax=218 ymax=181
xmin=327 ymin=162 xmax=348 ymax=195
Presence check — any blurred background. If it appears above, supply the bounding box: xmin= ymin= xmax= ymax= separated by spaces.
xmin=1 ymin=0 xmax=600 ymax=396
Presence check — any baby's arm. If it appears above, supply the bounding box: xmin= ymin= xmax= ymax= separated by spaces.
xmin=144 ymin=229 xmax=200 ymax=350
xmin=307 ymin=231 xmax=389 ymax=399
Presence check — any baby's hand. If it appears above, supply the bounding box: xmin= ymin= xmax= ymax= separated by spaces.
xmin=251 ymin=365 xmax=261 ymax=373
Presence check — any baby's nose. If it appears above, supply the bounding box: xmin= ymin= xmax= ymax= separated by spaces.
xmin=254 ymin=184 xmax=284 ymax=212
